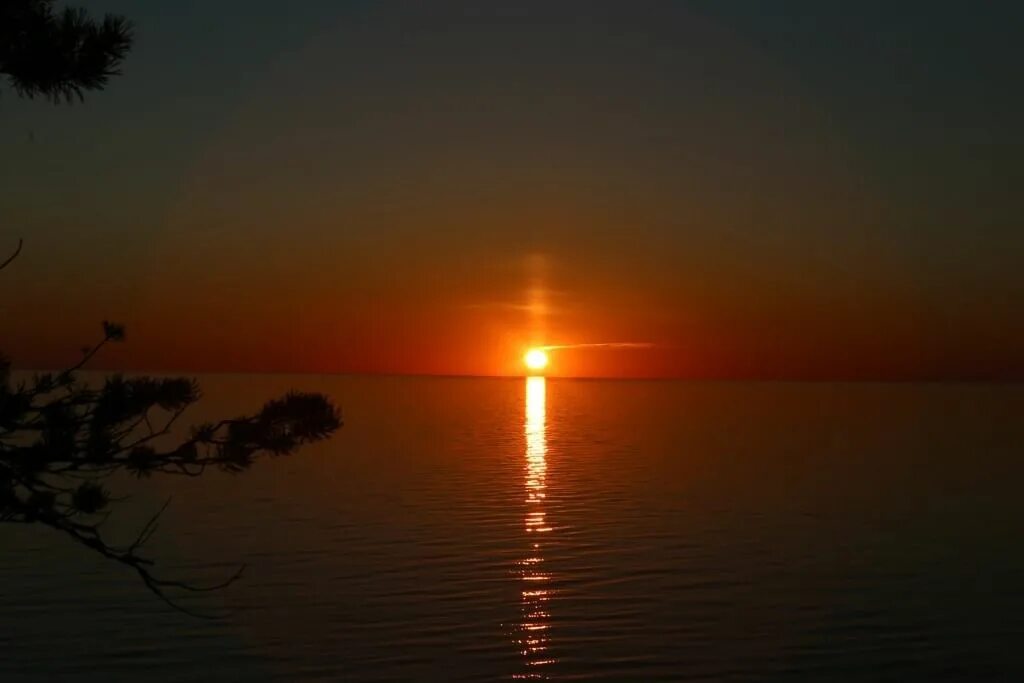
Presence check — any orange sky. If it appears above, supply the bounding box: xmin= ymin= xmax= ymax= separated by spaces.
xmin=2 ymin=2 xmax=1022 ymax=380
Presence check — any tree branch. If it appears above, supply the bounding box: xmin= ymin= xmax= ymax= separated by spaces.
xmin=0 ymin=238 xmax=22 ymax=271
xmin=1 ymin=323 xmax=340 ymax=616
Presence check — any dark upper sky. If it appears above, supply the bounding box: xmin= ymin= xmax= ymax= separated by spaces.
xmin=2 ymin=1 xmax=1022 ymax=378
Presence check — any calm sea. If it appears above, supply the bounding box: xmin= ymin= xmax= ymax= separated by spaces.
xmin=2 ymin=375 xmax=1023 ymax=681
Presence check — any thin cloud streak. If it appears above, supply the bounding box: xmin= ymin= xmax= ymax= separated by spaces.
xmin=462 ymin=302 xmax=537 ymax=312
xmin=541 ymin=342 xmax=657 ymax=351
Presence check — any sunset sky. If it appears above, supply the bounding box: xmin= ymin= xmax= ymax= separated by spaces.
xmin=2 ymin=1 xmax=1022 ymax=379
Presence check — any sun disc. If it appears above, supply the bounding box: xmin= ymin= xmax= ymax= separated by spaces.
xmin=524 ymin=348 xmax=549 ymax=372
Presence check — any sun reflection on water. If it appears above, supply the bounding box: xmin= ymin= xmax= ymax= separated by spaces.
xmin=514 ymin=376 xmax=555 ymax=678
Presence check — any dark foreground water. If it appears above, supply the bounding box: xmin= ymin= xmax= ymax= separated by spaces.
xmin=2 ymin=375 xmax=1024 ymax=681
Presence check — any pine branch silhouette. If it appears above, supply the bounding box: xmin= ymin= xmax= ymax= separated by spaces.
xmin=0 ymin=0 xmax=133 ymax=102
xmin=0 ymin=323 xmax=342 ymax=616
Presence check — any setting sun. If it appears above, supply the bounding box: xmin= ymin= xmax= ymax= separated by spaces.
xmin=524 ymin=348 xmax=549 ymax=373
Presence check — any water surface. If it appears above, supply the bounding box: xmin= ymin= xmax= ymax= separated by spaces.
xmin=3 ymin=376 xmax=1023 ymax=680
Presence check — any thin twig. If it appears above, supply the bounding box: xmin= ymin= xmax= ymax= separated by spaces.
xmin=0 ymin=238 xmax=23 ymax=271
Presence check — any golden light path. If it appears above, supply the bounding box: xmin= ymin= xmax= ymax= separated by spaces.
xmin=514 ymin=376 xmax=555 ymax=678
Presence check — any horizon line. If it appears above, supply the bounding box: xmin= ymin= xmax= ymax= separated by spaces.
xmin=9 ymin=366 xmax=1024 ymax=385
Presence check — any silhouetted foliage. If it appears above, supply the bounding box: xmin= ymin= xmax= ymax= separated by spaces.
xmin=0 ymin=324 xmax=342 ymax=614
xmin=2 ymin=2 xmax=343 ymax=616
xmin=0 ymin=0 xmax=132 ymax=102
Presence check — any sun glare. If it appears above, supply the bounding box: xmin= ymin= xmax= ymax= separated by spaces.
xmin=524 ymin=348 xmax=549 ymax=373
